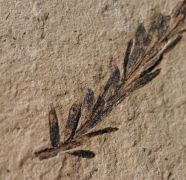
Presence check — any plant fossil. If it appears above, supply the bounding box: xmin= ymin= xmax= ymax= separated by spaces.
xmin=35 ymin=1 xmax=186 ymax=160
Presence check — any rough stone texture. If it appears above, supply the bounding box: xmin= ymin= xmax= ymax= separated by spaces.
xmin=0 ymin=0 xmax=185 ymax=180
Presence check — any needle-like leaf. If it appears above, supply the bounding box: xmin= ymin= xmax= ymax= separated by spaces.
xmin=64 ymin=103 xmax=81 ymax=142
xmin=48 ymin=106 xmax=60 ymax=148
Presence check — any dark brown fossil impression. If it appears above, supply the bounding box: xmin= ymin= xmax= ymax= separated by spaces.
xmin=35 ymin=1 xmax=186 ymax=160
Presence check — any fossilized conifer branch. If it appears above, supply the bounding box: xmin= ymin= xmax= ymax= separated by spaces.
xmin=35 ymin=1 xmax=186 ymax=160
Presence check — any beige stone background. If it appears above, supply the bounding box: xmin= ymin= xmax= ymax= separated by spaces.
xmin=0 ymin=0 xmax=186 ymax=179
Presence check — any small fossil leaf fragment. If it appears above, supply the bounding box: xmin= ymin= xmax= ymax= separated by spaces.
xmin=49 ymin=106 xmax=60 ymax=148
xmin=86 ymin=127 xmax=118 ymax=137
xmin=103 ymin=67 xmax=121 ymax=105
xmin=69 ymin=150 xmax=95 ymax=158
xmin=131 ymin=69 xmax=161 ymax=92
xmin=77 ymin=88 xmax=94 ymax=130
xmin=101 ymin=66 xmax=120 ymax=97
xmin=64 ymin=103 xmax=81 ymax=142
xmin=123 ymin=39 xmax=133 ymax=81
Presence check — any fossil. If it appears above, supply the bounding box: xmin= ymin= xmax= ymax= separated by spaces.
xmin=35 ymin=1 xmax=186 ymax=160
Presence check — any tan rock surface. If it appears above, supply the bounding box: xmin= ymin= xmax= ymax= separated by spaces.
xmin=0 ymin=0 xmax=185 ymax=179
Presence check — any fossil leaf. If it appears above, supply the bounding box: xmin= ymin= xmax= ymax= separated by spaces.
xmin=123 ymin=23 xmax=151 ymax=80
xmin=123 ymin=39 xmax=133 ymax=81
xmin=64 ymin=103 xmax=81 ymax=142
xmin=69 ymin=150 xmax=95 ymax=158
xmin=103 ymin=67 xmax=121 ymax=106
xmin=86 ymin=127 xmax=118 ymax=137
xmin=76 ymin=96 xmax=105 ymax=136
xmin=89 ymin=96 xmax=105 ymax=128
xmin=77 ymin=88 xmax=94 ymax=130
xmin=48 ymin=107 xmax=60 ymax=148
xmin=131 ymin=69 xmax=161 ymax=92
xmin=144 ymin=35 xmax=181 ymax=72
xmin=101 ymin=66 xmax=120 ymax=97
